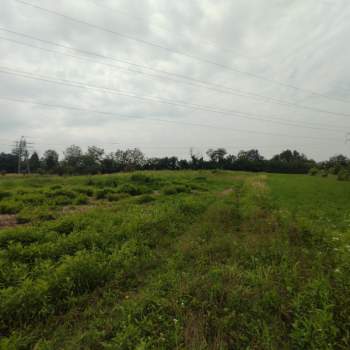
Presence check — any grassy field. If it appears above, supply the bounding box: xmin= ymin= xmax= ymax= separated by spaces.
xmin=0 ymin=171 xmax=349 ymax=349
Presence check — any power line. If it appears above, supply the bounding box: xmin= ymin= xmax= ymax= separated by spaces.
xmin=2 ymin=28 xmax=350 ymax=121
xmin=0 ymin=28 xmax=321 ymax=109
xmin=12 ymin=0 xmax=350 ymax=105
xmin=84 ymin=0 xmax=272 ymax=60
xmin=0 ymin=95 xmax=342 ymax=142
xmin=0 ymin=66 xmax=349 ymax=133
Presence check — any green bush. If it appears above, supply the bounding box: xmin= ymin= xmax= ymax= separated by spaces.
xmin=308 ymin=167 xmax=319 ymax=176
xmin=337 ymin=169 xmax=350 ymax=181
xmin=328 ymin=167 xmax=337 ymax=175
xmin=319 ymin=170 xmax=328 ymax=178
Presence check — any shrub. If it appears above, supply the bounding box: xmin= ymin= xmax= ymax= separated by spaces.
xmin=328 ymin=167 xmax=337 ymax=175
xmin=308 ymin=167 xmax=318 ymax=176
xmin=337 ymin=169 xmax=350 ymax=181
xmin=319 ymin=170 xmax=328 ymax=178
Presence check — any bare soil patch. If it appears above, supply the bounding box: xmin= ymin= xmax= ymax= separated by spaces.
xmin=0 ymin=214 xmax=17 ymax=229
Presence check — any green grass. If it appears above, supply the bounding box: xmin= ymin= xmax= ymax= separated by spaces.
xmin=0 ymin=171 xmax=349 ymax=349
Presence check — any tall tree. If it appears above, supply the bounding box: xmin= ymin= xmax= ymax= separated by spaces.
xmin=29 ymin=152 xmax=40 ymax=172
xmin=42 ymin=150 xmax=59 ymax=172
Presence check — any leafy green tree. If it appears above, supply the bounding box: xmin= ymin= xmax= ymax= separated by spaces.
xmin=115 ymin=148 xmax=145 ymax=171
xmin=81 ymin=146 xmax=105 ymax=174
xmin=42 ymin=150 xmax=59 ymax=173
xmin=63 ymin=145 xmax=83 ymax=174
xmin=206 ymin=148 xmax=227 ymax=164
xmin=29 ymin=152 xmax=41 ymax=172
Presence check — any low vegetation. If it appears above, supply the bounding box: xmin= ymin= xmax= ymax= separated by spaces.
xmin=0 ymin=171 xmax=349 ymax=349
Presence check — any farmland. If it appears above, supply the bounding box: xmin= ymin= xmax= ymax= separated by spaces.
xmin=0 ymin=171 xmax=349 ymax=349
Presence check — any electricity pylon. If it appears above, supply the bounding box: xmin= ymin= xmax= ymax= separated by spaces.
xmin=13 ymin=136 xmax=33 ymax=174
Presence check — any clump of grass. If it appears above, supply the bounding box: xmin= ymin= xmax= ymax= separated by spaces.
xmin=117 ymin=183 xmax=144 ymax=196
xmin=45 ymin=189 xmax=76 ymax=199
xmin=136 ymin=194 xmax=156 ymax=204
xmin=107 ymin=193 xmax=130 ymax=202
xmin=163 ymin=185 xmax=191 ymax=195
xmin=73 ymin=187 xmax=94 ymax=197
xmin=51 ymin=218 xmax=76 ymax=235
xmin=74 ymin=194 xmax=89 ymax=205
xmin=91 ymin=177 xmax=119 ymax=188
xmin=18 ymin=193 xmax=46 ymax=206
xmin=130 ymin=173 xmax=154 ymax=184
xmin=49 ymin=185 xmax=62 ymax=190
xmin=95 ymin=188 xmax=116 ymax=200
xmin=16 ymin=207 xmax=55 ymax=224
xmin=0 ymin=200 xmax=22 ymax=215
xmin=0 ymin=191 xmax=11 ymax=201
xmin=194 ymin=176 xmax=207 ymax=182
xmin=51 ymin=195 xmax=75 ymax=206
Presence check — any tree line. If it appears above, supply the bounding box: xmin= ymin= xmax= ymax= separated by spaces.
xmin=0 ymin=145 xmax=323 ymax=175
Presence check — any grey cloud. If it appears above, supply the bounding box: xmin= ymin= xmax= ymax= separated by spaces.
xmin=0 ymin=0 xmax=350 ymax=160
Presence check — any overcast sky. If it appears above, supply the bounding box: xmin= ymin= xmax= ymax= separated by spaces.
xmin=0 ymin=0 xmax=350 ymax=160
